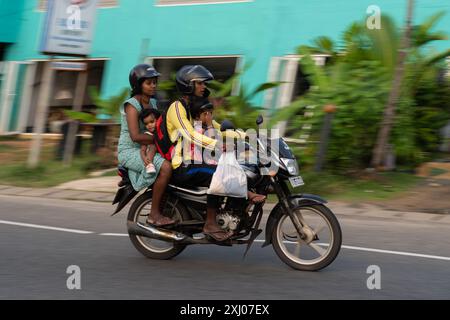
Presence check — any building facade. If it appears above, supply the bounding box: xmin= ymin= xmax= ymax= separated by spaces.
xmin=1 ymin=0 xmax=449 ymax=134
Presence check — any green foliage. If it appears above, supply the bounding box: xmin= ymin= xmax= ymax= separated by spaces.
xmin=0 ymin=141 xmax=105 ymax=188
xmin=209 ymin=69 xmax=283 ymax=130
xmin=0 ymin=144 xmax=15 ymax=152
xmin=313 ymin=61 xmax=390 ymax=171
xmin=64 ymin=110 xmax=97 ymax=123
xmin=405 ymin=67 xmax=450 ymax=160
xmin=412 ymin=11 xmax=448 ymax=47
xmin=157 ymin=73 xmax=178 ymax=103
xmin=277 ymin=12 xmax=450 ymax=173
xmin=298 ymin=36 xmax=337 ymax=58
xmin=64 ymin=87 xmax=129 ymax=123
xmin=297 ymin=171 xmax=422 ymax=201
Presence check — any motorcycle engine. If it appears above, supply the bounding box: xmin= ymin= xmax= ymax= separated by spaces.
xmin=216 ymin=211 xmax=241 ymax=231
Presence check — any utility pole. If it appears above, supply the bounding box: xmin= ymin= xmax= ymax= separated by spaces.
xmin=63 ymin=68 xmax=88 ymax=166
xmin=27 ymin=59 xmax=55 ymax=168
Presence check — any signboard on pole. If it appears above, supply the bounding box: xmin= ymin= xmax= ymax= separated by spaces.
xmin=40 ymin=0 xmax=99 ymax=57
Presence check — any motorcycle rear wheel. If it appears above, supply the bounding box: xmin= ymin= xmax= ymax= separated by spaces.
xmin=127 ymin=191 xmax=189 ymax=260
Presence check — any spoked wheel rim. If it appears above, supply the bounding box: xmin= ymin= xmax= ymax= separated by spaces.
xmin=276 ymin=206 xmax=334 ymax=266
xmin=133 ymin=199 xmax=182 ymax=253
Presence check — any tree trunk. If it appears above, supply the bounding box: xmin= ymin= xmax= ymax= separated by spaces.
xmin=371 ymin=0 xmax=415 ymax=169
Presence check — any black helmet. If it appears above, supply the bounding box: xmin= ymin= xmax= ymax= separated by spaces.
xmin=190 ymin=97 xmax=213 ymax=119
xmin=129 ymin=64 xmax=161 ymax=94
xmin=175 ymin=65 xmax=214 ymax=97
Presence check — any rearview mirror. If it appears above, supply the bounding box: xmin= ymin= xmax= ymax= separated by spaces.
xmin=256 ymin=114 xmax=264 ymax=126
xmin=220 ymin=119 xmax=236 ymax=131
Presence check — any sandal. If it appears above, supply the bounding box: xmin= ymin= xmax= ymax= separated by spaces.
xmin=249 ymin=193 xmax=266 ymax=204
xmin=146 ymin=216 xmax=176 ymax=227
xmin=203 ymin=229 xmax=234 ymax=242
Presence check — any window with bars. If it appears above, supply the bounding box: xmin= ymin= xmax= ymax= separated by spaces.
xmin=38 ymin=0 xmax=118 ymax=11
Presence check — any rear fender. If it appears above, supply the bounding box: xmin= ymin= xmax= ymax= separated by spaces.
xmin=111 ymin=185 xmax=142 ymax=216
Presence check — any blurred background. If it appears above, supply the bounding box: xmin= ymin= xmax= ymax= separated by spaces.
xmin=0 ymin=0 xmax=449 ymax=212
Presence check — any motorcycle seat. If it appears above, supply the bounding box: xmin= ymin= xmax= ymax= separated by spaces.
xmin=118 ymin=165 xmax=208 ymax=195
xmin=168 ymin=184 xmax=209 ymax=195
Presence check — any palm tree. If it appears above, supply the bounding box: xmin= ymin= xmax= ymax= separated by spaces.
xmin=270 ymin=7 xmax=450 ymax=171
xmin=371 ymin=0 xmax=414 ymax=169
xmin=208 ymin=69 xmax=283 ymax=130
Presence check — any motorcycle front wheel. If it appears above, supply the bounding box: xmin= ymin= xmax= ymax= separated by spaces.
xmin=271 ymin=203 xmax=342 ymax=271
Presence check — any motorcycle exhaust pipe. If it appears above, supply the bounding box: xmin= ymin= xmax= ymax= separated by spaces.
xmin=127 ymin=221 xmax=189 ymax=242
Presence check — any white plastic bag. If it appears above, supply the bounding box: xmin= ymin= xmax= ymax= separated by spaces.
xmin=207 ymin=151 xmax=248 ymax=198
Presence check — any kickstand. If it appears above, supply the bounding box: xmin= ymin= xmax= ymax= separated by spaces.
xmin=243 ymin=228 xmax=262 ymax=259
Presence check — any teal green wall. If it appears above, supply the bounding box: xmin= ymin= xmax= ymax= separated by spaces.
xmin=0 ymin=0 xmax=26 ymax=43
xmin=5 ymin=0 xmax=450 ymax=106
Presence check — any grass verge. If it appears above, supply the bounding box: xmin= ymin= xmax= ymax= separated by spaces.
xmin=0 ymin=138 xmax=115 ymax=188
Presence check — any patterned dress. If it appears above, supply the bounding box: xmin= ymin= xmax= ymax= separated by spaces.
xmin=117 ymin=97 xmax=165 ymax=191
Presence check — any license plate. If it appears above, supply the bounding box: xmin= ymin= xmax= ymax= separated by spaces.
xmin=289 ymin=176 xmax=304 ymax=188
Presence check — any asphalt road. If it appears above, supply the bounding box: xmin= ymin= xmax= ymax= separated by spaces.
xmin=1 ymin=194 xmax=449 ymax=300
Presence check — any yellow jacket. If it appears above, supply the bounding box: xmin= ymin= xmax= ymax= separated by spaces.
xmin=166 ymin=100 xmax=243 ymax=169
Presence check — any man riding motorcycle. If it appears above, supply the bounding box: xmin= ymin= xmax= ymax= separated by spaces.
xmin=164 ymin=65 xmax=265 ymax=241
xmin=116 ymin=66 xmax=342 ymax=271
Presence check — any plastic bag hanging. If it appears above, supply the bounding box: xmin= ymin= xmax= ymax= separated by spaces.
xmin=207 ymin=151 xmax=248 ymax=198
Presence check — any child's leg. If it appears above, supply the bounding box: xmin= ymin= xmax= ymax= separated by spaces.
xmin=145 ymin=145 xmax=157 ymax=173
xmin=146 ymin=144 xmax=157 ymax=164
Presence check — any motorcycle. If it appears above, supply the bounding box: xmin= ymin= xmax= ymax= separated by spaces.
xmin=112 ymin=115 xmax=342 ymax=271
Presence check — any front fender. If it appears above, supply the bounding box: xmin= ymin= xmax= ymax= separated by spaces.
xmin=262 ymin=194 xmax=327 ymax=247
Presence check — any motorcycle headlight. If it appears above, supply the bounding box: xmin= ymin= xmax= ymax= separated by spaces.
xmin=280 ymin=158 xmax=299 ymax=176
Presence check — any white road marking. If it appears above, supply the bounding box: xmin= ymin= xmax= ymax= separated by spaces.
xmin=340 ymin=244 xmax=450 ymax=262
xmin=2 ymin=220 xmax=450 ymax=262
xmin=0 ymin=220 xmax=93 ymax=234
xmin=254 ymin=240 xmax=450 ymax=262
